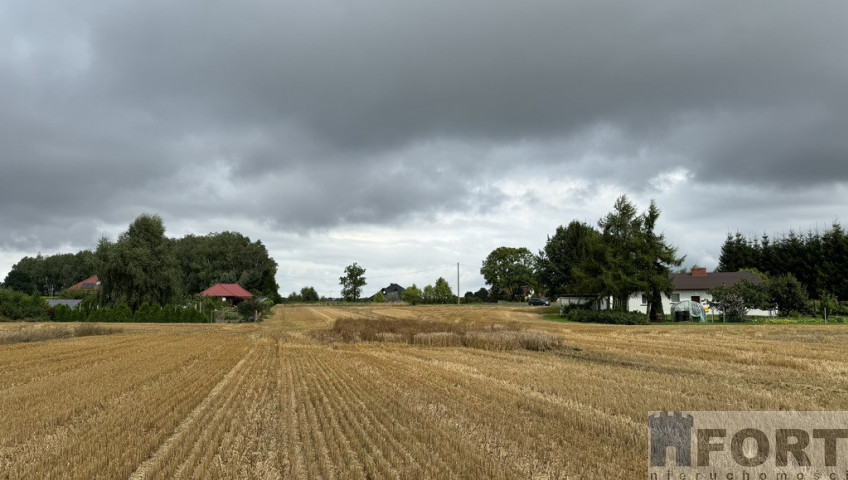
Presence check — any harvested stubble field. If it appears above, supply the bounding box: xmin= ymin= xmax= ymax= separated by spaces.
xmin=2 ymin=305 xmax=848 ymax=479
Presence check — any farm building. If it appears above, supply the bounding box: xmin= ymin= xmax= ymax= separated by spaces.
xmin=370 ymin=283 xmax=405 ymax=301
xmin=67 ymin=275 xmax=100 ymax=292
xmin=201 ymin=283 xmax=253 ymax=306
xmin=627 ymin=268 xmax=769 ymax=316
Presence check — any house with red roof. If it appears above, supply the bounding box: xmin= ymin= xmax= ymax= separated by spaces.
xmin=201 ymin=283 xmax=253 ymax=306
xmin=68 ymin=275 xmax=101 ymax=292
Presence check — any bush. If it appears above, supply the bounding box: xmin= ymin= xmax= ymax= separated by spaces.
xmin=768 ymin=273 xmax=809 ymax=316
xmin=819 ymin=291 xmax=840 ymax=318
xmin=53 ymin=304 xmax=87 ymax=322
xmin=134 ymin=303 xmax=158 ymax=323
xmin=112 ymin=304 xmax=133 ymax=323
xmin=0 ymin=288 xmax=49 ymax=321
xmin=87 ymin=308 xmax=111 ymax=323
xmin=159 ymin=305 xmax=182 ymax=323
xmin=564 ymin=309 xmax=649 ymax=325
xmin=559 ymin=302 xmax=595 ymax=316
xmin=179 ymin=307 xmax=207 ymax=323
xmin=714 ymin=293 xmax=748 ymax=323
xmin=237 ymin=298 xmax=268 ymax=322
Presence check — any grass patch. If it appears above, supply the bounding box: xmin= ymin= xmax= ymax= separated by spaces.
xmin=324 ymin=317 xmax=561 ymax=351
xmin=0 ymin=323 xmax=123 ymax=345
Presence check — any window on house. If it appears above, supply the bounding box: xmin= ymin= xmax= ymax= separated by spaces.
xmin=671 ymin=293 xmax=680 ymax=303
xmin=641 ymin=294 xmax=648 ymax=305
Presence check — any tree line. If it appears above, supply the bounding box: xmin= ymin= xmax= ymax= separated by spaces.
xmin=717 ymin=225 xmax=848 ymax=301
xmin=482 ymin=195 xmax=683 ymax=315
xmin=2 ymin=214 xmax=282 ymax=314
xmin=2 ymin=251 xmax=96 ymax=296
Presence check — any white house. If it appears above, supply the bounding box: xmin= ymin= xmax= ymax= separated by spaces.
xmin=627 ymin=268 xmax=771 ymax=317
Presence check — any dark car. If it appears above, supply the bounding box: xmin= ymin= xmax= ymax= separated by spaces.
xmin=528 ymin=298 xmax=550 ymax=306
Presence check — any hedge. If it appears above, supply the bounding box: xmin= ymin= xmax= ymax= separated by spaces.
xmin=51 ymin=303 xmax=209 ymax=323
xmin=563 ymin=309 xmax=649 ymax=325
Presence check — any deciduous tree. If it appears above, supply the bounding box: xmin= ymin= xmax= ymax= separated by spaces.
xmin=480 ymin=247 xmax=535 ymax=302
xmin=402 ymin=284 xmax=422 ymax=305
xmin=300 ymin=286 xmax=319 ymax=302
xmin=96 ymin=214 xmax=181 ymax=310
xmin=339 ymin=263 xmax=366 ymax=301
xmin=537 ymin=221 xmax=600 ymax=298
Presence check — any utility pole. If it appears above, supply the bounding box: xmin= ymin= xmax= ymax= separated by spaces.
xmin=457 ymin=263 xmax=460 ymax=305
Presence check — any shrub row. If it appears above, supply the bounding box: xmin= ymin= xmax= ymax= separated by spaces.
xmin=563 ymin=309 xmax=649 ymax=325
xmin=52 ymin=303 xmax=208 ymax=323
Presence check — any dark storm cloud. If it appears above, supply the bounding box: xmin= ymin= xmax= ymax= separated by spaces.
xmin=1 ymin=0 xmax=847 ymax=255
xmin=87 ymin=0 xmax=848 ymax=184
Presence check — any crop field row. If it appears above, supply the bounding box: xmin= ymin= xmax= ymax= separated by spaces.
xmin=3 ymin=304 xmax=848 ymax=478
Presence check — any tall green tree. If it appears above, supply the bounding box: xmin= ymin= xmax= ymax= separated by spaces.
xmin=597 ymin=195 xmax=643 ymax=311
xmin=339 ymin=263 xmax=366 ymax=301
xmin=571 ymin=196 xmax=682 ymax=313
xmin=480 ymin=247 xmax=535 ymax=301
xmin=300 ymin=286 xmax=319 ymax=302
xmin=636 ymin=200 xmax=685 ymax=318
xmin=96 ymin=214 xmax=181 ymax=310
xmin=422 ymin=277 xmax=455 ymax=304
xmin=537 ymin=221 xmax=600 ymax=297
xmin=767 ymin=273 xmax=809 ymax=316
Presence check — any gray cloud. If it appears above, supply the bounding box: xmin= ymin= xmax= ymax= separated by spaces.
xmin=1 ymin=0 xmax=847 ymax=282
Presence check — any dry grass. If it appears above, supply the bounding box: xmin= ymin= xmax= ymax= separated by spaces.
xmin=3 ymin=304 xmax=848 ymax=478
xmin=326 ymin=316 xmax=561 ymax=351
xmin=0 ymin=323 xmax=122 ymax=345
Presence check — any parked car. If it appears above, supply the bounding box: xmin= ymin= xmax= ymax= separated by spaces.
xmin=528 ymin=298 xmax=550 ymax=306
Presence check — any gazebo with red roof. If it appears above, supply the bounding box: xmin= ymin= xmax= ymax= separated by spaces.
xmin=201 ymin=283 xmax=253 ymax=306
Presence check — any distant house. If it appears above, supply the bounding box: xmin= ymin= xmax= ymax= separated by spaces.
xmin=628 ymin=268 xmax=768 ymax=316
xmin=201 ymin=283 xmax=253 ymax=306
xmin=68 ymin=275 xmax=100 ymax=292
xmin=370 ymin=283 xmax=405 ymax=301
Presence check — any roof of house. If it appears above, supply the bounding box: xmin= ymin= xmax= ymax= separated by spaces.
xmin=672 ymin=271 xmax=762 ymax=291
xmin=382 ymin=283 xmax=405 ymax=294
xmin=47 ymin=299 xmax=83 ymax=309
xmin=68 ymin=275 xmax=100 ymax=291
xmin=200 ymin=283 xmax=254 ymax=298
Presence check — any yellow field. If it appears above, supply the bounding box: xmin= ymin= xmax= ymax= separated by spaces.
xmin=2 ymin=304 xmax=848 ymax=478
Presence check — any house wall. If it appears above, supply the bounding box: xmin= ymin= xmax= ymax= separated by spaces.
xmin=627 ymin=291 xmax=773 ymax=317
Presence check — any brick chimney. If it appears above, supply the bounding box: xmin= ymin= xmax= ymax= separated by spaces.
xmin=691 ymin=268 xmax=707 ymax=277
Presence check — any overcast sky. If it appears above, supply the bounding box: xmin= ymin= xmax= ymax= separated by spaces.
xmin=2 ymin=1 xmax=847 ymax=298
